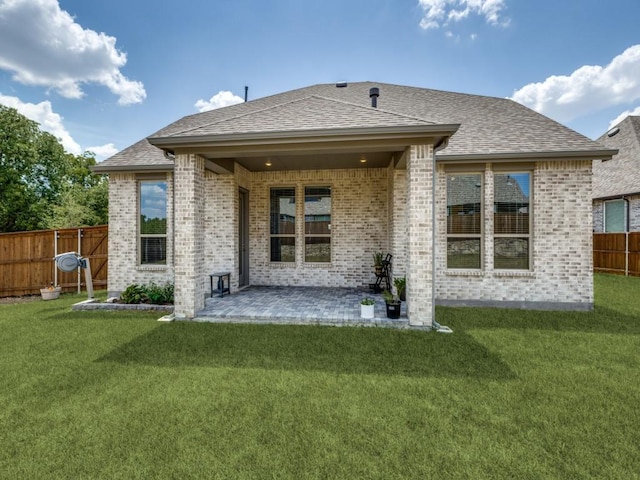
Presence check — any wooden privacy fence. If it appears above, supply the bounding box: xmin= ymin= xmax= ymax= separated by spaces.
xmin=0 ymin=226 xmax=108 ymax=297
xmin=593 ymin=232 xmax=640 ymax=276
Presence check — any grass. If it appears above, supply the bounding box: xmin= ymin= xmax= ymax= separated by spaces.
xmin=1 ymin=274 xmax=639 ymax=479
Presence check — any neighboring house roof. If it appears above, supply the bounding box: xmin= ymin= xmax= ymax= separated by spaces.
xmin=447 ymin=173 xmax=528 ymax=206
xmin=96 ymin=82 xmax=615 ymax=172
xmin=592 ymin=116 xmax=640 ymax=199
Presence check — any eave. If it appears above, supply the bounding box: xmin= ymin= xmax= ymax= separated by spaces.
xmin=437 ymin=149 xmax=619 ymax=163
xmin=147 ymin=124 xmax=461 ymax=159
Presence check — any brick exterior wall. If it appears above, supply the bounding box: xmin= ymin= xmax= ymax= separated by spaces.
xmin=593 ymin=195 xmax=640 ymax=232
xmin=389 ymin=157 xmax=408 ymax=280
xmin=593 ymin=201 xmax=604 ymax=232
xmin=107 ymin=172 xmax=173 ymax=298
xmin=173 ymin=154 xmax=206 ymax=318
xmin=406 ymin=145 xmax=435 ymax=326
xmin=249 ymin=168 xmax=389 ymax=287
xmin=107 ymin=153 xmax=595 ymax=318
xmin=436 ymin=160 xmax=594 ymax=307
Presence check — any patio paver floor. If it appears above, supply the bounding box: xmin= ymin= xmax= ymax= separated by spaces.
xmin=196 ymin=286 xmax=419 ymax=328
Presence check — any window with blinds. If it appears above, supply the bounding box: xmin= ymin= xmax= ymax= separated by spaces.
xmin=304 ymin=186 xmax=331 ymax=262
xmin=270 ymin=187 xmax=296 ymax=262
xmin=493 ymin=172 xmax=531 ymax=270
xmin=446 ymin=174 xmax=482 ymax=269
xmin=139 ymin=180 xmax=167 ymax=265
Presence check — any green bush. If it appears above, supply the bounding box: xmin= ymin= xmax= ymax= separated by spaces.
xmin=145 ymin=282 xmax=174 ymax=305
xmin=120 ymin=282 xmax=174 ymax=305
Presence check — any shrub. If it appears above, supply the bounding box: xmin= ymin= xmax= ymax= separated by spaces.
xmin=120 ymin=282 xmax=174 ymax=305
xmin=120 ymin=284 xmax=147 ymax=304
xmin=145 ymin=282 xmax=174 ymax=305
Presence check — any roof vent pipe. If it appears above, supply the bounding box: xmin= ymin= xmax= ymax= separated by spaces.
xmin=369 ymin=87 xmax=379 ymax=108
xmin=244 ymin=86 xmax=249 ymax=102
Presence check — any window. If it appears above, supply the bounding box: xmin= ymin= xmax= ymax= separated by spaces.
xmin=304 ymin=186 xmax=331 ymax=262
xmin=494 ymin=173 xmax=531 ymax=270
xmin=604 ymin=199 xmax=625 ymax=232
xmin=139 ymin=180 xmax=167 ymax=265
xmin=446 ymin=174 xmax=482 ymax=269
xmin=270 ymin=188 xmax=296 ymax=262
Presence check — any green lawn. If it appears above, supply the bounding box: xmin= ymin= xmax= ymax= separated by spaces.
xmin=1 ymin=274 xmax=639 ymax=479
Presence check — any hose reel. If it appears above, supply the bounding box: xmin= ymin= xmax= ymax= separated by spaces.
xmin=54 ymin=252 xmax=94 ymax=299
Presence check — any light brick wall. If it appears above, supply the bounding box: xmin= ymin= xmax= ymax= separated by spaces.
xmin=107 ymin=156 xmax=595 ymax=316
xmin=248 ymin=168 xmax=388 ymax=287
xmin=107 ymin=172 xmax=173 ymax=297
xmin=174 ymin=154 xmax=206 ymax=318
xmin=203 ymin=170 xmax=236 ymax=289
xmin=436 ymin=160 xmax=594 ymax=307
xmin=632 ymin=196 xmax=640 ymax=231
xmin=406 ymin=145 xmax=435 ymax=326
xmin=593 ymin=195 xmax=640 ymax=232
xmin=593 ymin=201 xmax=604 ymax=232
xmin=389 ymin=156 xmax=408 ymax=281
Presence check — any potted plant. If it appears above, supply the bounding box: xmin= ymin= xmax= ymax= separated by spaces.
xmin=394 ymin=276 xmax=406 ymax=302
xmin=360 ymin=297 xmax=375 ymax=319
xmin=382 ymin=290 xmax=401 ymax=319
xmin=372 ymin=251 xmax=384 ymax=275
xmin=40 ymin=283 xmax=61 ymax=300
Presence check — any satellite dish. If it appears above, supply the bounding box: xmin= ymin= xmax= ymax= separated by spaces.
xmin=55 ymin=252 xmax=81 ymax=272
xmin=53 ymin=252 xmax=94 ymax=299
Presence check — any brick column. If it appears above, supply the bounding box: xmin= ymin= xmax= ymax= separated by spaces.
xmin=406 ymin=144 xmax=434 ymax=327
xmin=484 ymin=165 xmax=494 ymax=272
xmin=174 ymin=154 xmax=206 ymax=319
xmin=389 ymin=156 xmax=408 ymax=279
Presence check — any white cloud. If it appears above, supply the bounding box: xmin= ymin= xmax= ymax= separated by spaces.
xmin=418 ymin=0 xmax=509 ymax=30
xmin=608 ymin=105 xmax=640 ymax=130
xmin=85 ymin=143 xmax=119 ymax=159
xmin=510 ymin=45 xmax=640 ymax=123
xmin=0 ymin=93 xmax=117 ymax=160
xmin=195 ymin=91 xmax=244 ymax=112
xmin=0 ymin=0 xmax=145 ymax=105
xmin=0 ymin=93 xmax=81 ymax=153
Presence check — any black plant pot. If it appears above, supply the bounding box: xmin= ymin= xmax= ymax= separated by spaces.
xmin=385 ymin=301 xmax=401 ymax=319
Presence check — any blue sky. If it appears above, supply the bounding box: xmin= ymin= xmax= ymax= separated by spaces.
xmin=1 ymin=0 xmax=639 ymax=160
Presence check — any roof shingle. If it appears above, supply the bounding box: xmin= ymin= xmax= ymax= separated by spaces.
xmin=592 ymin=116 xmax=640 ymax=199
xmin=97 ymin=81 xmax=612 ymax=170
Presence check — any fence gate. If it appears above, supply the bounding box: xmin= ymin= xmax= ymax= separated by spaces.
xmin=0 ymin=225 xmax=108 ymax=297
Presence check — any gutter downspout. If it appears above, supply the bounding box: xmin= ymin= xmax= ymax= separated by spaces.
xmin=431 ymin=138 xmax=453 ymax=334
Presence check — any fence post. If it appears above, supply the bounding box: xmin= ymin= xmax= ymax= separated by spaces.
xmin=54 ymin=230 xmax=58 ymax=287
xmin=625 ymin=232 xmax=629 ymax=276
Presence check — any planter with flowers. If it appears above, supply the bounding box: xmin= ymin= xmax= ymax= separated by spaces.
xmin=360 ymin=297 xmax=375 ymax=319
xmin=40 ymin=284 xmax=61 ymax=300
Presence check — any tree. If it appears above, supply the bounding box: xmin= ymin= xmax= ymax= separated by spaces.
xmin=0 ymin=105 xmax=108 ymax=232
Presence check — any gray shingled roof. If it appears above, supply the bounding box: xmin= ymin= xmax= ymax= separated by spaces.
xmin=98 ymin=81 xmax=612 ymax=170
xmin=592 ymin=116 xmax=640 ymax=199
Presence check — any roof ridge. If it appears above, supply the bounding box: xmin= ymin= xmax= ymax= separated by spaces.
xmin=161 ymin=98 xmax=312 ymax=137
xmin=162 ymin=94 xmax=437 ymax=137
xmin=309 ymin=94 xmax=436 ymax=125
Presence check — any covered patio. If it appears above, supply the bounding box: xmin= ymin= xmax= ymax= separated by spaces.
xmin=195 ymin=286 xmax=421 ymax=329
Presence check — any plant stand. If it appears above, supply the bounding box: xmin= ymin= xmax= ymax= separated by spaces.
xmin=369 ymin=253 xmax=392 ymax=293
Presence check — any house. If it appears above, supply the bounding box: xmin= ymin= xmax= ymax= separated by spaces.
xmin=93 ymin=82 xmax=616 ymax=325
xmin=592 ymin=116 xmax=640 ymax=232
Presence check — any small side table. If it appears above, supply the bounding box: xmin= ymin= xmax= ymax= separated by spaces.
xmin=209 ymin=272 xmax=231 ymax=298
